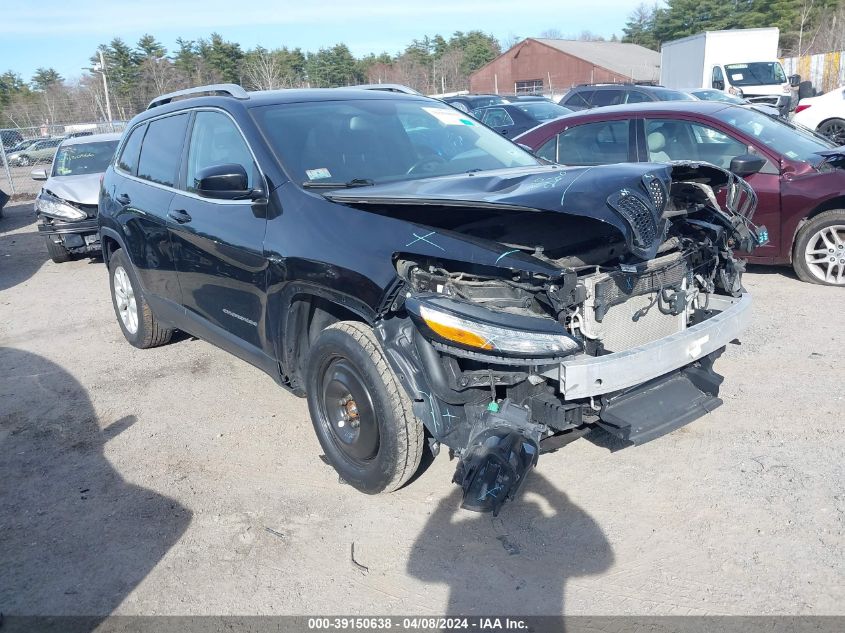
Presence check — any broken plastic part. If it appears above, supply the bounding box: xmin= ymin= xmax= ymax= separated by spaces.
xmin=453 ymin=427 xmax=538 ymax=516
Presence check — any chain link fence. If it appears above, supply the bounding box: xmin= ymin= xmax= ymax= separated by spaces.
xmin=1 ymin=121 xmax=127 ymax=200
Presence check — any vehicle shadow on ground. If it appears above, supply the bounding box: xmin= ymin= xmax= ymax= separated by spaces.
xmin=745 ymin=263 xmax=800 ymax=281
xmin=407 ymin=471 xmax=613 ymax=616
xmin=0 ymin=202 xmax=49 ymax=292
xmin=0 ymin=347 xmax=191 ymax=625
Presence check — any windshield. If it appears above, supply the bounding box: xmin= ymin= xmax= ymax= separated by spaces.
xmin=514 ymin=102 xmax=572 ymax=120
xmin=712 ymin=105 xmax=835 ymax=163
xmin=725 ymin=62 xmax=786 ymax=87
xmin=251 ymin=98 xmax=540 ymax=186
xmin=52 ymin=140 xmax=119 ymax=176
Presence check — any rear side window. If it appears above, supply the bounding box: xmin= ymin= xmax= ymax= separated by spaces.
xmin=556 ymin=120 xmax=630 ymax=165
xmin=626 ymin=91 xmax=652 ymax=104
xmin=590 ymin=90 xmax=624 ymax=107
xmin=117 ymin=124 xmax=146 ymax=175
xmin=137 ymin=114 xmax=189 ymax=187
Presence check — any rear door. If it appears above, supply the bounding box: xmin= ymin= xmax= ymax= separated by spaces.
xmin=169 ymin=109 xmax=269 ymax=355
xmin=113 ymin=114 xmax=190 ymax=310
xmin=551 ymin=119 xmax=635 ymax=165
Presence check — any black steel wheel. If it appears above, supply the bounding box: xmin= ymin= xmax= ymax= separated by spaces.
xmin=306 ymin=321 xmax=424 ymax=494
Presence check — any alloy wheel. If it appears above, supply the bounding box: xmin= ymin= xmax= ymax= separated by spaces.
xmin=804 ymin=224 xmax=845 ymax=285
xmin=113 ymin=265 xmax=139 ymax=333
xmin=819 ymin=120 xmax=845 ymax=146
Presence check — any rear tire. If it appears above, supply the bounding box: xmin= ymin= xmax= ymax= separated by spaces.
xmin=305 ymin=321 xmax=424 ymax=494
xmin=817 ymin=118 xmax=845 ymax=146
xmin=45 ymin=237 xmax=71 ymax=263
xmin=108 ymin=248 xmax=173 ymax=348
xmin=793 ymin=210 xmax=845 ymax=286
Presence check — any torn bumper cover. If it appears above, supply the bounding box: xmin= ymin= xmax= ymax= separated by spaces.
xmin=543 ymin=293 xmax=751 ymax=399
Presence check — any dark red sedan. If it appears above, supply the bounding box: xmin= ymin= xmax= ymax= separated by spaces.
xmin=516 ymin=101 xmax=845 ymax=286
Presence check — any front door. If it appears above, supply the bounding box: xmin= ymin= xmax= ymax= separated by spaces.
xmin=169 ymin=109 xmax=269 ymax=357
xmin=642 ymin=117 xmax=782 ymax=260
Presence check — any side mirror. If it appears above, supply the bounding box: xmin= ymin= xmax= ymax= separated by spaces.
xmin=788 ymin=74 xmax=801 ymax=87
xmin=194 ymin=163 xmax=255 ymax=200
xmin=30 ymin=168 xmax=48 ymax=181
xmin=730 ymin=153 xmax=766 ymax=178
xmin=713 ymin=80 xmax=725 ymax=91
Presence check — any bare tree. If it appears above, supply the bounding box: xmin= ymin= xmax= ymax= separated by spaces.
xmin=242 ymin=48 xmax=287 ymax=90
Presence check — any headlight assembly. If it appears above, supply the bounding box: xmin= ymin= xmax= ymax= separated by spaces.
xmin=36 ymin=192 xmax=86 ymax=221
xmin=410 ymin=297 xmax=581 ymax=358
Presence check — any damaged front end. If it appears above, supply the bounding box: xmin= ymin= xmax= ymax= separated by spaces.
xmin=350 ymin=161 xmax=763 ymax=514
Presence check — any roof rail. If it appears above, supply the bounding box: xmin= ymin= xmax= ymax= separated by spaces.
xmin=147 ymin=83 xmax=249 ymax=110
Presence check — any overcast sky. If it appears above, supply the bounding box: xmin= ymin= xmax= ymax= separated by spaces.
xmin=1 ymin=0 xmax=645 ymax=82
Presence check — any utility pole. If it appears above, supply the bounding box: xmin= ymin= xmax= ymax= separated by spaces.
xmin=98 ymin=50 xmax=114 ymax=131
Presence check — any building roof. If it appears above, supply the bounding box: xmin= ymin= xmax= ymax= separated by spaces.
xmin=530 ymin=39 xmax=660 ymax=82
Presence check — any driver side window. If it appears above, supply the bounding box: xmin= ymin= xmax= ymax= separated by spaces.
xmin=185 ymin=111 xmax=256 ymax=194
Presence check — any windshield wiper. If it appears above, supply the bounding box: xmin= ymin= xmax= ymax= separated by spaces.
xmin=301 ymin=178 xmax=375 ymax=189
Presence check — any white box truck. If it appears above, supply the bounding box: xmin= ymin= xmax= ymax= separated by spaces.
xmin=660 ymin=28 xmax=794 ymax=113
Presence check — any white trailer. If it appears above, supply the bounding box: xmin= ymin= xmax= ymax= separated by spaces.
xmin=660 ymin=28 xmax=793 ymax=111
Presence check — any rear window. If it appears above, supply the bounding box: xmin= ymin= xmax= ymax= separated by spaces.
xmin=137 ymin=114 xmax=189 ymax=187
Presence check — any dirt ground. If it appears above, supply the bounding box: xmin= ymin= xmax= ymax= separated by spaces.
xmin=1 ymin=200 xmax=843 ymax=617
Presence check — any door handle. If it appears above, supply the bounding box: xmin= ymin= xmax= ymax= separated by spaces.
xmin=115 ymin=193 xmax=130 ymax=205
xmin=168 ymin=209 xmax=192 ymax=224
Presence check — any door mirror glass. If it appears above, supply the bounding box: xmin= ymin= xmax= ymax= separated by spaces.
xmin=194 ymin=163 xmax=252 ymax=199
xmin=713 ymin=79 xmax=725 ymax=90
xmin=30 ymin=168 xmax=48 ymax=181
xmin=788 ymin=74 xmax=801 ymax=87
xmin=729 ymin=153 xmax=767 ymax=177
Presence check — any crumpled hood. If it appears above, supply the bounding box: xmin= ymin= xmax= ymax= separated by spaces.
xmin=44 ymin=173 xmax=102 ymax=206
xmin=327 ymin=163 xmax=679 ymax=260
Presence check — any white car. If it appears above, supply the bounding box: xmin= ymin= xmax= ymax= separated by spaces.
xmin=792 ymin=86 xmax=845 ymax=145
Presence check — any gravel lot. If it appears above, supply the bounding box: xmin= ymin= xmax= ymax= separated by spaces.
xmin=1 ymin=200 xmax=843 ymax=617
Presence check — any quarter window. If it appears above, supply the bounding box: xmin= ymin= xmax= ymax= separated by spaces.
xmin=185 ymin=111 xmax=256 ymax=193
xmin=590 ymin=90 xmax=624 ymax=107
xmin=481 ymin=108 xmax=515 ymax=127
xmin=137 ymin=114 xmax=189 ymax=187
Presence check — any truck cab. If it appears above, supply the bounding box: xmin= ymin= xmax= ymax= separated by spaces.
xmin=710 ymin=61 xmax=794 ymax=111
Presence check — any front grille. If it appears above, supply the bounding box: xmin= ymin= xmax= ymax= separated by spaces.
xmin=612 ymin=192 xmax=657 ymax=248
xmin=646 ymin=177 xmax=665 ymax=211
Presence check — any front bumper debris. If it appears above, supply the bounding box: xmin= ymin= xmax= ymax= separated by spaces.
xmin=543 ymin=293 xmax=751 ymax=399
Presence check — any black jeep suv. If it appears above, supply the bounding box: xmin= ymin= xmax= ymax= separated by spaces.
xmin=100 ymin=84 xmax=761 ymax=514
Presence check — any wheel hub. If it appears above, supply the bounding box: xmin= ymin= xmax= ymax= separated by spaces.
xmin=319 ymin=358 xmax=378 ymax=462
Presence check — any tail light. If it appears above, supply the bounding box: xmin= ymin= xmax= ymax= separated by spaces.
xmin=795 ymin=104 xmax=812 ymax=114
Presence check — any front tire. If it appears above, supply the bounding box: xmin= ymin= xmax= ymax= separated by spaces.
xmin=45 ymin=237 xmax=71 ymax=263
xmin=305 ymin=321 xmax=424 ymax=494
xmin=108 ymin=248 xmax=173 ymax=348
xmin=17 ymin=155 xmax=31 ymax=166
xmin=793 ymin=210 xmax=845 ymax=286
